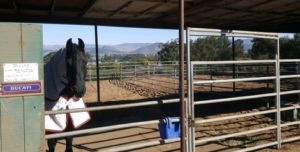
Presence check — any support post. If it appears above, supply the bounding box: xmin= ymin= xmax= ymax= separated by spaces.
xmin=134 ymin=65 xmax=137 ymax=84
xmin=297 ymin=62 xmax=300 ymax=129
xmin=174 ymin=65 xmax=177 ymax=93
xmin=232 ymin=37 xmax=236 ymax=92
xmin=210 ymin=65 xmax=213 ymax=93
xmin=179 ymin=0 xmax=187 ymax=151
xmin=298 ymin=63 xmax=300 ymax=104
xmin=148 ymin=63 xmax=150 ymax=78
xmin=187 ymin=28 xmax=195 ymax=152
xmin=120 ymin=63 xmax=122 ymax=80
xmin=276 ymin=40 xmax=281 ymax=149
xmin=94 ymin=25 xmax=100 ymax=103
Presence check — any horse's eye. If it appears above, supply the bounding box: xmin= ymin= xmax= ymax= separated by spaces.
xmin=67 ymin=58 xmax=72 ymax=64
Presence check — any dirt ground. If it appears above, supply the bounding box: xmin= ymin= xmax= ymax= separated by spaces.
xmin=47 ymin=77 xmax=300 ymax=152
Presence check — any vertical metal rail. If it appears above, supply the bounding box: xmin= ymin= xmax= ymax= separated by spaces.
xmin=187 ymin=28 xmax=195 ymax=152
xmin=276 ymin=37 xmax=281 ymax=149
xmin=210 ymin=65 xmax=213 ymax=93
xmin=120 ymin=63 xmax=122 ymax=80
xmin=298 ymin=63 xmax=300 ymax=106
xmin=179 ymin=0 xmax=186 ymax=151
xmin=232 ymin=37 xmax=236 ymax=92
xmin=94 ymin=25 xmax=100 ymax=102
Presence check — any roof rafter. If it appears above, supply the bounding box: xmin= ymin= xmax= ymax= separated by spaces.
xmin=211 ymin=0 xmax=300 ymax=27
xmin=128 ymin=3 xmax=162 ymax=20
xmin=211 ymin=0 xmax=272 ymax=22
xmin=109 ymin=1 xmax=133 ymax=17
xmin=49 ymin=0 xmax=56 ymax=15
xmin=157 ymin=0 xmax=231 ymax=21
xmin=11 ymin=0 xmax=19 ymax=13
xmin=78 ymin=0 xmax=97 ymax=17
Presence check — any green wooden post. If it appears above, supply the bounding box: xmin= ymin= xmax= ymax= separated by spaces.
xmin=22 ymin=24 xmax=44 ymax=152
xmin=0 ymin=23 xmax=43 ymax=152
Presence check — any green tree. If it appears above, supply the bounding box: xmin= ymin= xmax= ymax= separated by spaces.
xmin=234 ymin=39 xmax=246 ymax=59
xmin=280 ymin=36 xmax=295 ymax=59
xmin=101 ymin=54 xmax=115 ymax=62
xmin=248 ymin=39 xmax=276 ymax=59
xmin=191 ymin=36 xmax=232 ymax=61
xmin=157 ymin=39 xmax=178 ymax=61
xmin=85 ymin=52 xmax=93 ymax=62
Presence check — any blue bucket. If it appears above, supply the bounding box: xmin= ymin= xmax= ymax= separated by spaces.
xmin=158 ymin=117 xmax=181 ymax=139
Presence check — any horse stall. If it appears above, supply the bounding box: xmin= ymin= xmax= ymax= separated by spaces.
xmin=0 ymin=23 xmax=43 ymax=152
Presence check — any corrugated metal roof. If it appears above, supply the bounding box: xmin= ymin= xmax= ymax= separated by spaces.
xmin=0 ymin=0 xmax=299 ymax=32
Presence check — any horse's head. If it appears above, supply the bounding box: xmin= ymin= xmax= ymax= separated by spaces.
xmin=65 ymin=38 xmax=87 ymax=98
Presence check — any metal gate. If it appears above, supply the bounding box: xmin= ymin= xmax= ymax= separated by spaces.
xmin=185 ymin=28 xmax=300 ymax=151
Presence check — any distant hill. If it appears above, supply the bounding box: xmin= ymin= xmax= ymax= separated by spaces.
xmin=43 ymin=40 xmax=251 ymax=58
xmin=44 ymin=43 xmax=162 ymax=58
xmin=128 ymin=43 xmax=162 ymax=55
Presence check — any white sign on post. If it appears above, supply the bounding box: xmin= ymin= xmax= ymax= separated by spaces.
xmin=3 ymin=63 xmax=39 ymax=82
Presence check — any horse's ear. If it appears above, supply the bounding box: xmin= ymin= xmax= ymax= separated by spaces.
xmin=66 ymin=38 xmax=73 ymax=58
xmin=78 ymin=38 xmax=85 ymax=51
xmin=66 ymin=38 xmax=73 ymax=50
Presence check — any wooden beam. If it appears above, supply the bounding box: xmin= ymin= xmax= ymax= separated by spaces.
xmin=11 ymin=0 xmax=19 ymax=13
xmin=128 ymin=3 xmax=162 ymax=20
xmin=185 ymin=0 xmax=235 ymax=15
xmin=49 ymin=0 xmax=56 ymax=15
xmin=109 ymin=1 xmax=133 ymax=17
xmin=198 ymin=0 xmax=300 ymax=28
xmin=130 ymin=0 xmax=194 ymax=4
xmin=157 ymin=0 xmax=225 ymax=21
xmin=211 ymin=0 xmax=272 ymax=21
xmin=245 ymin=0 xmax=274 ymax=9
xmin=11 ymin=4 xmax=82 ymax=12
xmin=203 ymin=0 xmax=300 ymax=20
xmin=278 ymin=2 xmax=300 ymax=16
xmin=0 ymin=13 xmax=175 ymax=28
xmin=78 ymin=0 xmax=97 ymax=17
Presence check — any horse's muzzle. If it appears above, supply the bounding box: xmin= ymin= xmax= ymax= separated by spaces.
xmin=73 ymin=83 xmax=86 ymax=98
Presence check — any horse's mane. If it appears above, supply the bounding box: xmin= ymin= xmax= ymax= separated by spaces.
xmin=44 ymin=48 xmax=67 ymax=101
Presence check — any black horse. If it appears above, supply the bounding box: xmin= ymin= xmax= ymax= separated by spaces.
xmin=44 ymin=38 xmax=87 ymax=152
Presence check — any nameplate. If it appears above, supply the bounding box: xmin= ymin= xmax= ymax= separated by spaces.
xmin=0 ymin=81 xmax=43 ymax=97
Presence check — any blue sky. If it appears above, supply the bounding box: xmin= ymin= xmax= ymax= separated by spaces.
xmin=43 ymin=24 xmax=178 ymax=45
xmin=43 ymin=24 xmax=294 ymax=45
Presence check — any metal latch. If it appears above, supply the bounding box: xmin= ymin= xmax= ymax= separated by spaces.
xmin=188 ymin=116 xmax=195 ymax=127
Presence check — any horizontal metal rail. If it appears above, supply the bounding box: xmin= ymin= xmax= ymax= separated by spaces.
xmin=280 ymin=90 xmax=300 ymax=95
xmin=280 ymin=59 xmax=300 ymax=63
xmin=280 ymin=104 xmax=300 ymax=112
xmin=99 ymin=138 xmax=180 ymax=152
xmin=282 ymin=136 xmax=300 ymax=144
xmin=281 ymin=120 xmax=300 ymax=127
xmin=233 ymin=141 xmax=278 ymax=152
xmin=192 ymin=60 xmax=275 ymax=65
xmin=194 ymin=92 xmax=276 ymax=105
xmin=46 ymin=118 xmax=180 ymax=139
xmin=195 ymin=109 xmax=277 ymax=124
xmin=195 ymin=126 xmax=277 ymax=145
xmin=188 ymin=28 xmax=278 ymax=39
xmin=193 ymin=76 xmax=275 ymax=84
xmin=45 ymin=98 xmax=179 ymax=115
xmin=280 ymin=74 xmax=300 ymax=79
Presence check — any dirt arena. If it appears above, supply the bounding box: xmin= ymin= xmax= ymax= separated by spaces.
xmin=46 ymin=76 xmax=300 ymax=152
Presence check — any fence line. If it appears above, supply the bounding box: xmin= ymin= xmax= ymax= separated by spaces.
xmin=45 ymin=98 xmax=180 ymax=115
xmin=190 ymin=59 xmax=300 ymax=151
xmin=46 ymin=118 xmax=180 ymax=139
xmin=44 ymin=60 xmax=300 ymax=151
